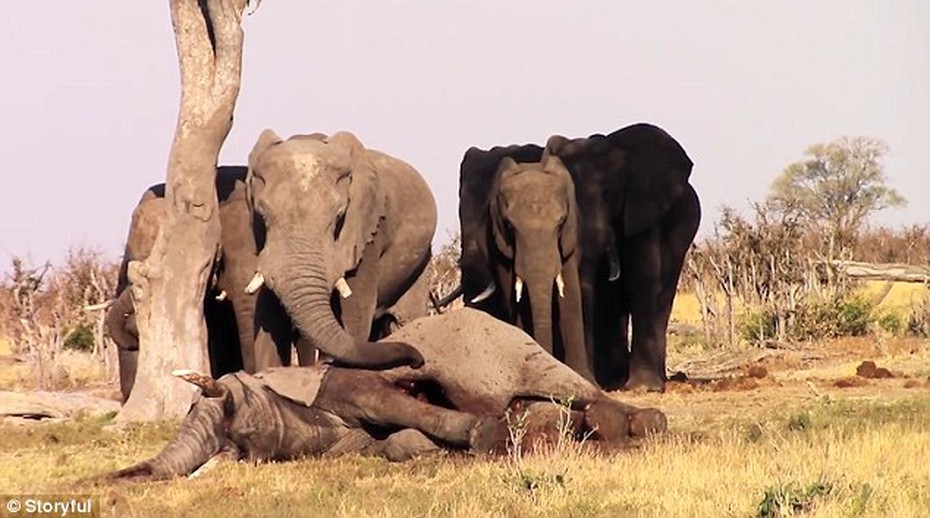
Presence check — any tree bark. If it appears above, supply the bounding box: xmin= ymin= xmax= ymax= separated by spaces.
xmin=119 ymin=0 xmax=250 ymax=421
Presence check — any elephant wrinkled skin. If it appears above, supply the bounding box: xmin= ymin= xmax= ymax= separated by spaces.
xmin=245 ymin=130 xmax=436 ymax=370
xmin=105 ymin=309 xmax=666 ymax=481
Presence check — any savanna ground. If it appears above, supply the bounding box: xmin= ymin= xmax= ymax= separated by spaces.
xmin=1 ymin=282 xmax=929 ymax=518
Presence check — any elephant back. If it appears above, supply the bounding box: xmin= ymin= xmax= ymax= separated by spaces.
xmin=603 ymin=123 xmax=694 ymax=238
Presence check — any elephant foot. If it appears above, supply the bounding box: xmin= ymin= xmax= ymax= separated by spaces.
xmin=622 ymin=369 xmax=666 ymax=393
xmin=468 ymin=416 xmax=505 ymax=455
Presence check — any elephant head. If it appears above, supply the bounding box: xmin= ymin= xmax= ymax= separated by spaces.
xmin=246 ymin=130 xmax=424 ymax=370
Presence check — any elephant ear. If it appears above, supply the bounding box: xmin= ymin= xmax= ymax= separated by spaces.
xmin=489 ymin=157 xmax=519 ymax=260
xmin=541 ymin=152 xmax=578 ymax=259
xmin=328 ymin=131 xmax=384 ymax=271
xmin=248 ymin=129 xmax=284 ymax=176
xmin=606 ymin=123 xmax=694 ymax=237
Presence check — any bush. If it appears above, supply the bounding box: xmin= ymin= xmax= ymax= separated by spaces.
xmin=739 ymin=295 xmax=876 ymax=345
xmin=64 ymin=324 xmax=96 ymax=353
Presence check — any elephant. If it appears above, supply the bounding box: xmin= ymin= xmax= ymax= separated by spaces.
xmin=104 ymin=309 xmax=667 ymax=481
xmin=243 ymin=130 xmax=436 ymax=370
xmin=459 ymin=123 xmax=700 ymax=392
xmin=546 ymin=123 xmax=701 ymax=391
xmin=105 ymin=166 xmax=296 ymax=402
xmin=457 ymin=149 xmax=592 ymax=381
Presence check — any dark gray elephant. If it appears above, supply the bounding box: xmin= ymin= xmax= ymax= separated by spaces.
xmin=106 ymin=167 xmax=295 ymax=402
xmin=104 ymin=309 xmax=667 ymax=481
xmin=546 ymin=123 xmax=701 ymax=392
xmin=458 ymin=150 xmax=592 ymax=381
xmin=244 ymin=130 xmax=436 ymax=369
xmin=459 ymin=123 xmax=700 ymax=392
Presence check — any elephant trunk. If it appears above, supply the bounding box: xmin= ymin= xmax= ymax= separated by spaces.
xmin=514 ymin=238 xmax=562 ymax=356
xmin=273 ymin=250 xmax=422 ymax=369
xmin=526 ymin=276 xmax=555 ymax=355
xmin=105 ymin=288 xmax=138 ymax=402
xmin=109 ymin=395 xmax=227 ymax=480
xmin=229 ymin=295 xmax=257 ymax=373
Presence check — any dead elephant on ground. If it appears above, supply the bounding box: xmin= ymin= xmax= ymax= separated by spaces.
xmin=106 ymin=309 xmax=666 ymax=481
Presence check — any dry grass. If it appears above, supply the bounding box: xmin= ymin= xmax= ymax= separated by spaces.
xmin=0 ymin=389 xmax=928 ymax=517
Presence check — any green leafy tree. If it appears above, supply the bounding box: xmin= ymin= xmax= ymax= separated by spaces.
xmin=768 ymin=136 xmax=906 ymax=260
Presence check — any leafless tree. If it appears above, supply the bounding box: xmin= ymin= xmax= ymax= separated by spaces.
xmin=120 ymin=0 xmax=253 ymax=421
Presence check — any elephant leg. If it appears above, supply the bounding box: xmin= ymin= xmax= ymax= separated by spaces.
xmin=594 ymin=282 xmax=629 ymax=390
xmin=558 ymin=256 xmax=595 ymax=382
xmin=578 ymin=260 xmax=599 ymax=379
xmin=253 ymin=288 xmax=294 ymax=370
xmin=363 ymin=429 xmax=443 ymax=461
xmin=317 ymin=369 xmax=500 ymax=451
xmin=624 ymin=229 xmax=666 ymax=392
xmin=340 ymin=242 xmax=380 ymax=341
xmin=294 ymin=333 xmax=317 ymax=365
xmin=117 ymin=349 xmax=137 ymax=404
xmin=379 ymin=265 xmax=431 ymax=338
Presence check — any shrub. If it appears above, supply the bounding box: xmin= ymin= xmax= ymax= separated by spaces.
xmin=64 ymin=324 xmax=96 ymax=353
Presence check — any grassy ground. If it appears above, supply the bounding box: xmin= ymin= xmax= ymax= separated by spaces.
xmin=1 ymin=339 xmax=929 ymax=518
xmin=1 ymin=284 xmax=928 ymax=517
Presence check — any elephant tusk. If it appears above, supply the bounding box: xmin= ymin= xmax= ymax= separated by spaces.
xmin=244 ymin=272 xmax=265 ymax=294
xmin=555 ymin=273 xmax=565 ymax=299
xmin=215 ymin=290 xmax=228 ymax=301
xmin=334 ymin=277 xmax=353 ymax=298
xmin=83 ymin=299 xmax=115 ymax=312
xmin=515 ymin=276 xmax=524 ymax=303
xmin=469 ymin=283 xmax=496 ymax=304
xmin=172 ymin=369 xmax=225 ymax=398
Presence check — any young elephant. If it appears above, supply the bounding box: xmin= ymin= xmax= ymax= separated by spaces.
xmin=106 ymin=309 xmax=666 ymax=481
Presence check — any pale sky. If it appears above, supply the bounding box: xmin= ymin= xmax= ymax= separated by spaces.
xmin=2 ymin=1 xmax=928 ymax=265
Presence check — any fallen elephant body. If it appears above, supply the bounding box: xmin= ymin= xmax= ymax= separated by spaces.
xmin=107 ymin=309 xmax=666 ymax=481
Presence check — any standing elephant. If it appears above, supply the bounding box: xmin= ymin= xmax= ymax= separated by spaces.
xmin=244 ymin=130 xmax=436 ymax=369
xmin=106 ymin=167 xmax=295 ymax=402
xmin=458 ymin=150 xmax=592 ymax=380
xmin=546 ymin=123 xmax=701 ymax=391
xmin=459 ymin=123 xmax=700 ymax=392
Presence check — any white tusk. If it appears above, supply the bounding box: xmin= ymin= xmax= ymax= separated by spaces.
xmin=515 ymin=276 xmax=524 ymax=303
xmin=469 ymin=283 xmax=496 ymax=303
xmin=556 ymin=273 xmax=565 ymax=299
xmin=83 ymin=299 xmax=115 ymax=312
xmin=244 ymin=272 xmax=265 ymax=294
xmin=215 ymin=290 xmax=227 ymax=301
xmin=334 ymin=277 xmax=353 ymax=298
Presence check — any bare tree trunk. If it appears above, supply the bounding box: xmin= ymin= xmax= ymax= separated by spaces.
xmin=119 ymin=0 xmax=250 ymax=421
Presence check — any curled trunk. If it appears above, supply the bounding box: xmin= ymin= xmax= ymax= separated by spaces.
xmin=275 ymin=255 xmax=423 ymax=369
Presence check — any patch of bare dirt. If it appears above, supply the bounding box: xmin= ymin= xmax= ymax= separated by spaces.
xmin=617 ymin=336 xmax=930 ymax=431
